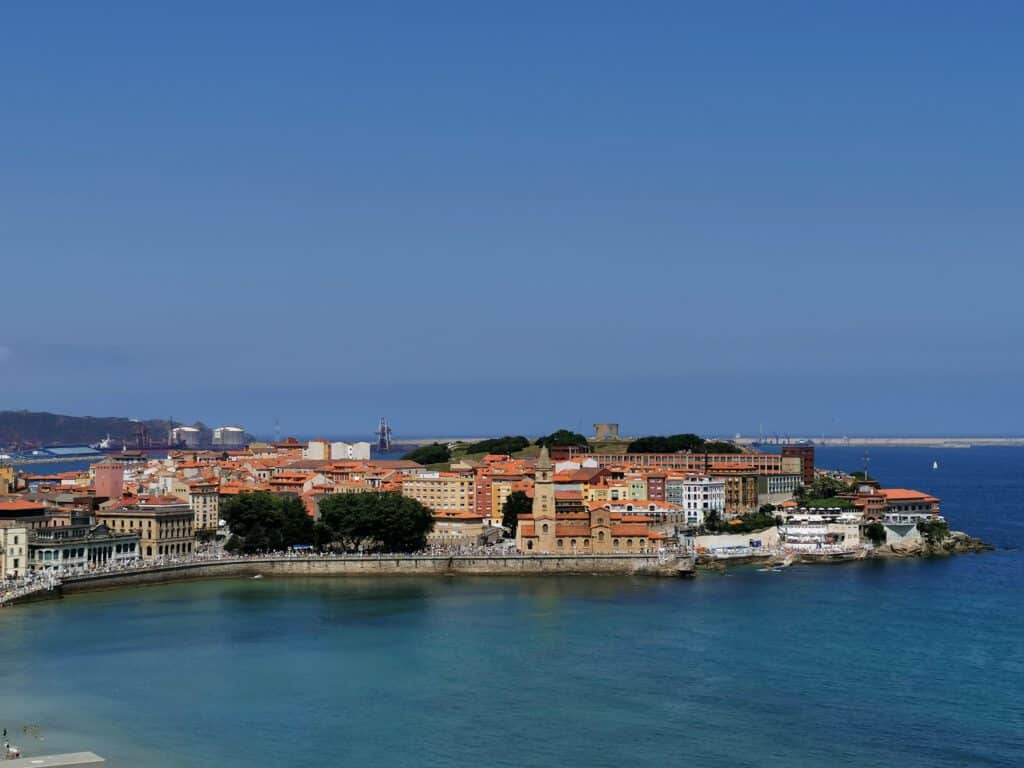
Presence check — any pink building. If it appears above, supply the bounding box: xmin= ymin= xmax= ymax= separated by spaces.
xmin=93 ymin=459 xmax=124 ymax=501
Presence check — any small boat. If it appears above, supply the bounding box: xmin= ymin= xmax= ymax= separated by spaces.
xmin=250 ymin=574 xmax=264 ymax=580
xmin=933 ymin=461 xmax=939 ymax=470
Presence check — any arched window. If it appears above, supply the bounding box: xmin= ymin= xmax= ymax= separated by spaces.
xmin=626 ymin=539 xmax=633 ymax=547
xmin=570 ymin=539 xmax=577 ymax=547
xmin=527 ymin=541 xmax=533 ymax=550
xmin=541 ymin=523 xmax=549 ymax=534
xmin=146 ymin=546 xmax=152 ymax=556
xmin=557 ymin=539 xmax=564 ymax=547
xmin=598 ymin=531 xmax=605 ymax=541
xmin=613 ymin=539 xmax=619 ymax=547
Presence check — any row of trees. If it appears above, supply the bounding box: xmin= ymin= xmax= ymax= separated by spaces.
xmin=702 ymin=505 xmax=781 ymax=534
xmin=221 ymin=491 xmax=435 ymax=554
xmin=461 ymin=435 xmax=531 ymax=455
xmin=221 ymin=493 xmax=313 ymax=553
xmin=626 ymin=434 xmax=742 ymax=454
xmin=402 ymin=429 xmax=590 ymax=464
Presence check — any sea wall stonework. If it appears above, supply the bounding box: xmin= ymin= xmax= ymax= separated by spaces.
xmin=59 ymin=555 xmax=674 ymax=595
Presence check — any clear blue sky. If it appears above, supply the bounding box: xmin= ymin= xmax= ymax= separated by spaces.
xmin=3 ymin=1 xmax=1022 ymax=438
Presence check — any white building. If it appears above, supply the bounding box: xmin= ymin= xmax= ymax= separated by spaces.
xmin=0 ymin=523 xmax=28 ymax=579
xmin=665 ymin=475 xmax=725 ymax=527
xmin=757 ymin=473 xmax=803 ymax=505
xmin=28 ymin=522 xmax=141 ymax=573
xmin=781 ymin=510 xmax=863 ymax=553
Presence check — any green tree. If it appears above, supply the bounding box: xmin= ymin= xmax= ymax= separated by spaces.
xmin=535 ymin=429 xmax=589 ymax=448
xmin=318 ymin=492 xmax=435 ymax=552
xmin=312 ymin=521 xmax=334 ymax=550
xmin=627 ymin=434 xmax=706 ymax=453
xmin=220 ymin=491 xmax=313 ymax=553
xmin=864 ymin=521 xmax=886 ymax=546
xmin=461 ymin=436 xmax=531 ymax=455
xmin=796 ymin=475 xmax=849 ymax=501
xmin=402 ymin=443 xmax=451 ymax=464
xmin=702 ymin=440 xmax=742 ymax=454
xmin=501 ymin=491 xmax=532 ymax=537
xmin=917 ymin=519 xmax=949 ymax=544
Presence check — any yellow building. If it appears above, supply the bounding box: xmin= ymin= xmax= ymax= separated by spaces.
xmin=97 ymin=497 xmax=195 ymax=560
xmin=183 ymin=479 xmax=220 ymax=534
xmin=402 ymin=472 xmax=476 ymax=513
xmin=0 ymin=465 xmax=15 ymax=494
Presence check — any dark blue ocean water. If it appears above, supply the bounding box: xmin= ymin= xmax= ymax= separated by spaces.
xmin=1 ymin=447 xmax=1021 ymax=767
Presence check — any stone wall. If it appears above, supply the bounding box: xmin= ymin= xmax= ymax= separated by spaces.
xmin=694 ymin=527 xmax=780 ymax=551
xmin=60 ymin=554 xmax=678 ymax=595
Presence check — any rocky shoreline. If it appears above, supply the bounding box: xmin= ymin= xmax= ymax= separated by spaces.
xmin=696 ymin=529 xmax=993 ymax=571
xmin=870 ymin=530 xmax=994 ymax=559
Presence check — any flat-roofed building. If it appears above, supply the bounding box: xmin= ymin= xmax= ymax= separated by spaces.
xmin=665 ymin=475 xmax=725 ymax=526
xmin=402 ymin=472 xmax=476 ymax=514
xmin=0 ymin=522 xmax=28 ymax=578
xmin=721 ymin=474 xmax=759 ymax=515
xmin=28 ymin=521 xmax=140 ymax=572
xmin=782 ymin=445 xmax=816 ymax=485
xmin=97 ymin=497 xmax=194 ymax=560
xmin=584 ymin=451 xmax=802 ymax=475
xmin=183 ymin=478 xmax=220 ymax=534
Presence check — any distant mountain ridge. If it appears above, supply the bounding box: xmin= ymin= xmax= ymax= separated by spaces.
xmin=0 ymin=410 xmax=198 ymax=449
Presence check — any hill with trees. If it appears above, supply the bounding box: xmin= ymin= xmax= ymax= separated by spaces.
xmin=402 ymin=442 xmax=451 ymax=465
xmin=535 ymin=429 xmax=589 ymax=448
xmin=0 ymin=410 xmax=192 ymax=448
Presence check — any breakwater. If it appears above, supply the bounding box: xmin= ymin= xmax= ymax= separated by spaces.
xmin=52 ymin=554 xmax=689 ymax=599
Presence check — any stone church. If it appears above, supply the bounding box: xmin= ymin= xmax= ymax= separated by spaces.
xmin=515 ymin=446 xmax=665 ymax=553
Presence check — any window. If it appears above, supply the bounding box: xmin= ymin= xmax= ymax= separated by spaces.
xmin=557 ymin=539 xmax=564 ymax=547
xmin=541 ymin=523 xmax=549 ymax=534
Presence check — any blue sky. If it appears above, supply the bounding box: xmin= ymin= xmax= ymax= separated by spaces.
xmin=2 ymin=1 xmax=1022 ymax=438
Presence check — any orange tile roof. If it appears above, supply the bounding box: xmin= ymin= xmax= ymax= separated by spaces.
xmin=0 ymin=500 xmax=47 ymax=512
xmin=433 ymin=510 xmax=484 ymax=520
xmin=610 ymin=524 xmax=652 ymax=537
xmin=879 ymin=488 xmax=939 ymax=502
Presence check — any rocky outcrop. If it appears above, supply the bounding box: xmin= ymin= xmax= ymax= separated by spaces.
xmin=872 ymin=530 xmax=993 ymax=559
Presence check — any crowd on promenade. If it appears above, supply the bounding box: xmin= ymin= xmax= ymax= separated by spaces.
xmin=0 ymin=570 xmax=61 ymax=606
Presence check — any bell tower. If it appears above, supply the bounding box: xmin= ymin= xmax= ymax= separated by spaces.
xmin=533 ymin=445 xmax=557 ymax=551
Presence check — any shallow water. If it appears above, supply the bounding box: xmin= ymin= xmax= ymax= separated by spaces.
xmin=1 ymin=446 xmax=1021 ymax=767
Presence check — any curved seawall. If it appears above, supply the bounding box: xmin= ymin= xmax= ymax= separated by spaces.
xmin=58 ymin=554 xmax=682 ymax=597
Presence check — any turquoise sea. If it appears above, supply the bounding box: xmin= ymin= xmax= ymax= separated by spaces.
xmin=2 ymin=446 xmax=1021 ymax=767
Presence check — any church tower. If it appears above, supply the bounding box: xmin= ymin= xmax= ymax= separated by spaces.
xmin=533 ymin=445 xmax=557 ymax=551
